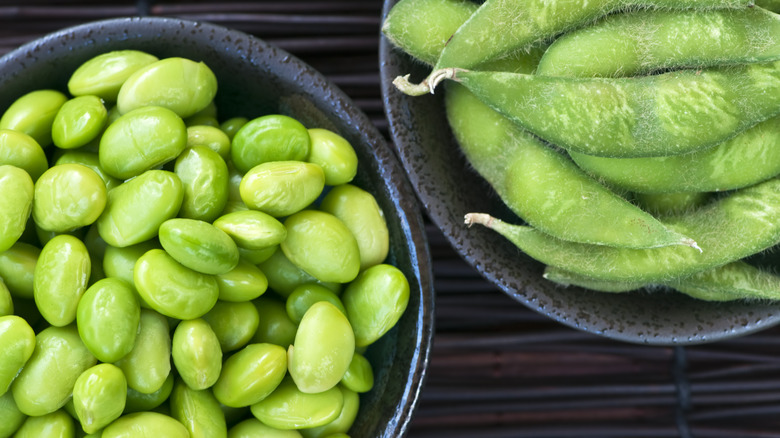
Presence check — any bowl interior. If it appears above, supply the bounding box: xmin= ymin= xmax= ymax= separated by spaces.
xmin=0 ymin=16 xmax=433 ymax=436
xmin=379 ymin=0 xmax=780 ymax=345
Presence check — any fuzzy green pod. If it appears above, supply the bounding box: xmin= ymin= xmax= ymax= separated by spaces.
xmin=68 ymin=50 xmax=159 ymax=101
xmin=0 ymin=315 xmax=35 ymax=396
xmin=33 ymin=234 xmax=91 ymax=327
xmin=287 ymin=301 xmax=355 ymax=394
xmin=212 ymin=343 xmax=288 ymax=408
xmin=117 ymin=57 xmax=218 ymax=118
xmin=76 ymin=277 xmax=140 ymax=363
xmin=0 ymin=130 xmax=47 ymax=182
xmin=11 ymin=325 xmax=97 ymax=417
xmin=72 ymin=363 xmax=127 ymax=434
xmin=0 ymin=165 xmax=33 ymax=252
xmin=171 ymin=318 xmax=223 ymax=390
xmin=0 ymin=89 xmax=68 ymax=147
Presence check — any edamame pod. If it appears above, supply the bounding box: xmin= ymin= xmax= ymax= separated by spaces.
xmin=0 ymin=130 xmax=47 ymax=182
xmin=68 ymin=50 xmax=159 ymax=101
xmin=537 ymin=8 xmax=780 ymax=78
xmin=134 ymin=248 xmax=219 ymax=320
xmin=341 ymin=264 xmax=410 ymax=347
xmin=464 ymin=175 xmax=780 ymax=283
xmin=239 ymin=161 xmax=325 ymax=218
xmin=174 ymin=145 xmax=230 ymax=222
xmin=320 ymin=184 xmax=390 ymax=269
xmin=115 ymin=309 xmax=171 ymax=395
xmin=33 ymin=163 xmax=107 ymax=233
xmin=212 ymin=343 xmax=288 ymax=408
xmin=0 ymin=315 xmax=35 ymax=395
xmin=0 ymin=89 xmax=67 ymax=147
xmin=437 ymin=60 xmax=780 ymax=157
xmin=570 ymin=116 xmax=780 ymax=194
xmin=288 ymin=301 xmax=355 ymax=394
xmin=158 ymin=218 xmax=240 ymax=275
xmin=117 ymin=57 xmax=218 ymax=118
xmin=11 ymin=325 xmax=97 ymax=416
xmin=633 ymin=192 xmax=711 ymax=217
xmin=33 ymin=235 xmax=91 ymax=327
xmin=281 ymin=210 xmax=361 ymax=284
xmin=0 ymin=165 xmax=33 ymax=252
xmin=249 ymin=376 xmax=343 ymax=430
xmin=72 ymin=363 xmax=127 ymax=434
xmin=170 ymin=380 xmax=228 ymax=438
xmin=231 ymin=115 xmax=310 ymax=173
xmin=96 ymin=170 xmax=183 ymax=248
xmin=13 ymin=409 xmax=75 ymax=438
xmin=171 ymin=318 xmax=223 ymax=390
xmin=76 ymin=277 xmax=140 ymax=363
xmin=102 ymin=412 xmax=189 ymax=438
xmin=99 ymin=106 xmax=187 ymax=180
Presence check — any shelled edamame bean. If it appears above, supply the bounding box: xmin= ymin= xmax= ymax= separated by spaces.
xmin=0 ymin=49 xmax=411 ymax=437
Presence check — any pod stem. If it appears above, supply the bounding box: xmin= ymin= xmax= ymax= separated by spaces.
xmin=393 ymin=68 xmax=465 ymax=96
xmin=464 ymin=212 xmax=495 ymax=228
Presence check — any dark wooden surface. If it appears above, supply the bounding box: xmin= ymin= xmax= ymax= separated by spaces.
xmin=4 ymin=2 xmax=780 ymax=437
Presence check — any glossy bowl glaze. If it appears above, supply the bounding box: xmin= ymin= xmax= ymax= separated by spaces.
xmin=0 ymin=16 xmax=433 ymax=436
xmin=378 ymin=0 xmax=780 ymax=345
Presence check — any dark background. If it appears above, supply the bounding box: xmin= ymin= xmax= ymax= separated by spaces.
xmin=3 ymin=1 xmax=780 ymax=437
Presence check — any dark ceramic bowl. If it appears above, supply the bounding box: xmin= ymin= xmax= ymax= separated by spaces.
xmin=0 ymin=16 xmax=433 ymax=436
xmin=379 ymin=0 xmax=780 ymax=345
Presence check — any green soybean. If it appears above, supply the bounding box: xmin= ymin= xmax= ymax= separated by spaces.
xmin=76 ymin=277 xmax=140 ymax=363
xmin=340 ymin=353 xmax=374 ymax=394
xmin=0 ymin=316 xmax=35 ymax=396
xmin=102 ymin=412 xmax=189 ymax=438
xmin=0 ymin=165 xmax=33 ymax=252
xmin=115 ymin=309 xmax=171 ymax=395
xmin=202 ymin=300 xmax=259 ymax=352
xmin=231 ymin=115 xmax=311 ymax=173
xmin=463 ymin=175 xmax=780 ymax=283
xmin=250 ymin=376 xmax=343 ymax=430
xmin=102 ymin=240 xmax=161 ymax=295
xmin=286 ymin=283 xmax=346 ymax=324
xmin=288 ymin=301 xmax=355 ymax=394
xmin=570 ymin=116 xmax=780 ymax=194
xmin=0 ymin=89 xmax=68 ymax=147
xmin=216 ymin=259 xmax=269 ymax=302
xmin=305 ymin=129 xmax=358 ymax=186
xmin=299 ymin=387 xmax=360 ymax=438
xmin=439 ymin=60 xmax=780 ymax=158
xmin=99 ymin=105 xmax=187 ymax=180
xmin=170 ymin=380 xmax=228 ymax=438
xmin=0 ymin=130 xmax=47 ymax=182
xmin=68 ymin=50 xmax=159 ymax=101
xmin=55 ymin=151 xmax=122 ymax=191
xmin=117 ymin=57 xmax=218 ymax=118
xmin=158 ymin=218 xmax=239 ymax=275
xmin=251 ymin=297 xmax=298 ymax=347
xmin=239 ymin=161 xmax=325 ymax=218
xmin=213 ymin=210 xmax=287 ymax=251
xmin=445 ymin=83 xmax=694 ymax=248
xmin=171 ymin=318 xmax=223 ymax=390
xmin=11 ymin=325 xmax=97 ymax=416
xmin=187 ymin=125 xmax=231 ymax=160
xmin=282 ymin=210 xmax=361 ymax=284
xmin=13 ymin=409 xmax=75 ymax=438
xmin=320 ymin=184 xmax=391 ymax=269
xmin=33 ymin=163 xmax=107 ymax=233
xmin=72 ymin=363 xmax=127 ymax=434
xmin=124 ymin=373 xmax=174 ymax=414
xmin=537 ymin=8 xmax=780 ymax=78
xmin=259 ymin=249 xmax=342 ymax=299
xmin=33 ymin=235 xmax=91 ymax=327
xmin=174 ymin=145 xmax=230 ymax=222
xmin=52 ymin=95 xmax=108 ymax=149
xmin=0 ymin=242 xmax=39 ymax=300
xmin=342 ymin=264 xmax=410 ymax=347
xmin=96 ymin=170 xmax=183 ymax=248
xmin=220 ymin=117 xmax=248 ymax=141
xmin=134 ymin=248 xmax=219 ymax=320
xmin=229 ymin=418 xmax=302 ymax=437
xmin=0 ymin=391 xmax=26 ymax=438
xmin=0 ymin=280 xmax=11 ymax=316
xmin=213 ymin=343 xmax=288 ymax=408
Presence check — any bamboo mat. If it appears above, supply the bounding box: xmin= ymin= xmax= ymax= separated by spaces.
xmin=4 ymin=2 xmax=780 ymax=437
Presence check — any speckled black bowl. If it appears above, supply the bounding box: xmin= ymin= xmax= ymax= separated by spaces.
xmin=379 ymin=0 xmax=780 ymax=345
xmin=0 ymin=16 xmax=433 ymax=436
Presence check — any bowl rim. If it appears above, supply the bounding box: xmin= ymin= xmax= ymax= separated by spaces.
xmin=0 ymin=15 xmax=435 ymax=437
